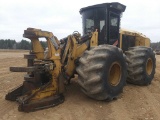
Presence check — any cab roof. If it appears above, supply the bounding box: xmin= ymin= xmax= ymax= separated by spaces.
xmin=80 ymin=2 xmax=126 ymax=14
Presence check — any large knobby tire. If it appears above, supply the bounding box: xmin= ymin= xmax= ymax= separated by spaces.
xmin=76 ymin=45 xmax=127 ymax=100
xmin=125 ymin=46 xmax=156 ymax=85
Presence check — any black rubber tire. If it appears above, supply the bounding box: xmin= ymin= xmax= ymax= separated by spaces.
xmin=76 ymin=45 xmax=127 ymax=100
xmin=125 ymin=46 xmax=156 ymax=85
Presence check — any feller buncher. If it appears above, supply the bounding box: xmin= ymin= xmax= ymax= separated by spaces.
xmin=5 ymin=2 xmax=156 ymax=112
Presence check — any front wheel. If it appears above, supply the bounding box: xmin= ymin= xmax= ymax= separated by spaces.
xmin=76 ymin=45 xmax=127 ymax=100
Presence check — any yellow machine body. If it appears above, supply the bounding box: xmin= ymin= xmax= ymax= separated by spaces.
xmin=5 ymin=2 xmax=155 ymax=112
xmin=5 ymin=27 xmax=153 ymax=112
xmin=120 ymin=28 xmax=150 ymax=49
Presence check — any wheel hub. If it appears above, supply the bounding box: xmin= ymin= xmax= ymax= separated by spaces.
xmin=109 ymin=62 xmax=122 ymax=86
xmin=146 ymin=58 xmax=153 ymax=76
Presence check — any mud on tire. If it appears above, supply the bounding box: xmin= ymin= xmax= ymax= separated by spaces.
xmin=125 ymin=46 xmax=156 ymax=85
xmin=76 ymin=45 xmax=127 ymax=100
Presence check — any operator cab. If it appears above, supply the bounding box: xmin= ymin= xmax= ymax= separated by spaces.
xmin=80 ymin=2 xmax=126 ymax=46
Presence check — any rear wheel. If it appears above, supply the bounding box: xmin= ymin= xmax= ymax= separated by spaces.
xmin=125 ymin=46 xmax=156 ymax=85
xmin=76 ymin=45 xmax=127 ymax=100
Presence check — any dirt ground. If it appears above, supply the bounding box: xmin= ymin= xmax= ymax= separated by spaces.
xmin=0 ymin=50 xmax=160 ymax=120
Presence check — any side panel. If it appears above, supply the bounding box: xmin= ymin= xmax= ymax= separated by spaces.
xmin=121 ymin=34 xmax=135 ymax=51
xmin=119 ymin=29 xmax=151 ymax=51
xmin=135 ymin=37 xmax=150 ymax=47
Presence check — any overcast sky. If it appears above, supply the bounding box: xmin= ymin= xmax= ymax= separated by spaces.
xmin=0 ymin=0 xmax=159 ymax=42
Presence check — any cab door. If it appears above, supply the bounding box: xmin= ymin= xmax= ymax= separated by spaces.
xmin=108 ymin=12 xmax=120 ymax=46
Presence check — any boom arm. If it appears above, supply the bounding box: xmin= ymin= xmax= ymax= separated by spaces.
xmin=5 ymin=27 xmax=99 ymax=112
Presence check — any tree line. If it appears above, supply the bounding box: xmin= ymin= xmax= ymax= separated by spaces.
xmin=0 ymin=39 xmax=159 ymax=50
xmin=0 ymin=39 xmax=47 ymax=50
xmin=150 ymin=42 xmax=160 ymax=51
